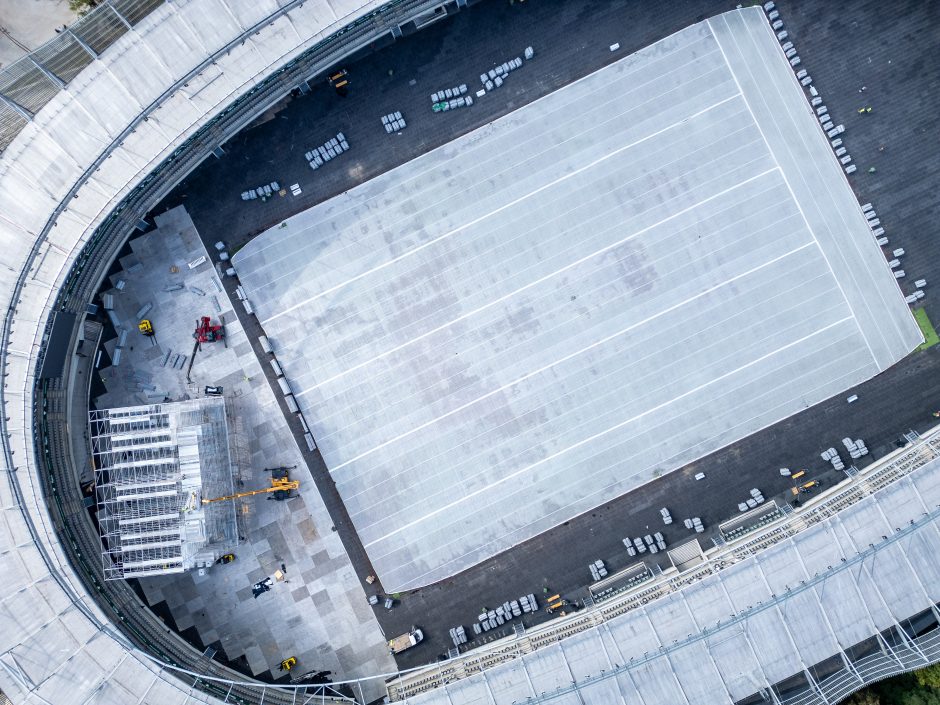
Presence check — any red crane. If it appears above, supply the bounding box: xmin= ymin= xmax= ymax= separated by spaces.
xmin=186 ymin=316 xmax=226 ymax=382
xmin=193 ymin=316 xmax=225 ymax=344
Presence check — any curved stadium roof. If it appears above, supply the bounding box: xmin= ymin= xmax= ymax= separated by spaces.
xmin=1 ymin=2 xmax=939 ymax=705
xmin=0 ymin=1 xmax=433 ymax=702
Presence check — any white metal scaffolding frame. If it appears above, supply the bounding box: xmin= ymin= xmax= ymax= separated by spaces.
xmin=90 ymin=397 xmax=238 ymax=580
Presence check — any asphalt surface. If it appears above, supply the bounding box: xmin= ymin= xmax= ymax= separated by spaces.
xmin=147 ymin=0 xmax=940 ymax=674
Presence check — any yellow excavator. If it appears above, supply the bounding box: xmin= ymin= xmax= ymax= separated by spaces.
xmin=202 ymin=467 xmax=299 ymax=504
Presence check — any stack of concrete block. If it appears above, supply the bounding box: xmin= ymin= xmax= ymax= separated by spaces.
xmin=242 ymin=181 xmax=280 ymax=200
xmin=843 ymin=437 xmax=869 ymax=459
xmin=821 ymin=447 xmax=845 ymax=471
xmin=691 ymin=517 xmax=704 ymax=533
xmin=382 ymin=111 xmax=406 ymax=133
xmin=432 ymin=84 xmax=472 ymax=112
xmin=589 ymin=559 xmax=608 ymax=581
xmin=480 ymin=55 xmax=524 ymax=92
xmin=660 ymin=507 xmax=673 ymax=524
xmin=654 ymin=532 xmax=666 ymax=551
xmin=449 ymin=626 xmax=468 ymax=646
xmin=306 ymin=133 xmax=349 ymax=170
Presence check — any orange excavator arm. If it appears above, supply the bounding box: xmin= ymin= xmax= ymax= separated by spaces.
xmin=201 ymin=478 xmax=299 ymax=504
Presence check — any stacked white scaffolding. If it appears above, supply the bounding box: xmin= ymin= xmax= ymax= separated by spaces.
xmin=90 ymin=397 xmax=237 ymax=580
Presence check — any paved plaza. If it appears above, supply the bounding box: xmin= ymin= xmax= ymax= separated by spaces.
xmin=93 ymin=206 xmax=394 ymax=700
xmin=233 ymin=10 xmax=921 ymax=593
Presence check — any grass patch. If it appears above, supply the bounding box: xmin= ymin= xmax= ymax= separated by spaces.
xmin=914 ymin=308 xmax=940 ymax=350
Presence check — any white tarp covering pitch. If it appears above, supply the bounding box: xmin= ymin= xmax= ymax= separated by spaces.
xmin=235 ymin=9 xmax=921 ymax=592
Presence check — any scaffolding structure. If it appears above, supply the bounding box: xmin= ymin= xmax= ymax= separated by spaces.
xmin=90 ymin=397 xmax=238 ymax=580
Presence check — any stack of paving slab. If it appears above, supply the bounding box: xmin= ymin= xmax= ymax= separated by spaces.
xmin=623 ymin=532 xmax=666 ymax=557
xmin=381 ymin=111 xmax=406 ymax=133
xmin=306 ymin=133 xmax=348 ymax=170
xmin=683 ymin=517 xmax=704 ymax=533
xmin=821 ymin=447 xmax=845 ymax=471
xmin=737 ymin=488 xmax=765 ymax=512
xmin=479 ymin=54 xmax=525 ymax=93
xmin=449 ymin=625 xmax=468 ymax=646
xmin=660 ymin=507 xmax=673 ymax=525
xmin=431 ymin=84 xmax=472 ymax=112
xmin=474 ymin=595 xmax=534 ymax=634
xmin=843 ymin=437 xmax=869 ymax=460
xmin=241 ymin=181 xmax=280 ymax=200
xmin=589 ymin=559 xmax=607 ymax=581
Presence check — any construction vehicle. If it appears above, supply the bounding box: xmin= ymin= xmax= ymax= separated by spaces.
xmin=278 ymin=656 xmax=297 ymax=672
xmin=328 ymin=68 xmax=349 ymax=95
xmin=202 ymin=467 xmax=299 ymax=504
xmin=138 ymin=319 xmax=155 ymax=336
xmin=215 ymin=553 xmax=236 ymax=565
xmin=791 ymin=479 xmax=820 ymax=496
xmin=187 ymin=315 xmax=226 ymax=382
xmin=194 ymin=316 xmax=225 ymax=344
xmin=388 ymin=627 xmax=423 ymax=654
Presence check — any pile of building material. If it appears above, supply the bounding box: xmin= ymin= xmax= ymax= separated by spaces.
xmin=241 ymin=182 xmax=280 ymax=200
xmin=472 ymin=595 xmax=536 ymax=635
xmin=306 ymin=133 xmax=348 ymax=170
xmin=449 ymin=625 xmax=468 ymax=646
xmin=432 ymin=84 xmax=472 ymax=111
xmin=623 ymin=532 xmax=666 ymax=557
xmin=737 ymin=487 xmax=765 ymax=512
xmin=589 ymin=559 xmax=607 ymax=581
xmin=843 ymin=437 xmax=869 ymax=459
xmin=382 ymin=111 xmax=406 ymax=133
xmin=821 ymin=447 xmax=845 ymax=471
xmin=479 ymin=48 xmax=532 ymax=93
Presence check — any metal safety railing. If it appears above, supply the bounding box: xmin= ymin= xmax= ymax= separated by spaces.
xmin=386 ymin=427 xmax=940 ymax=700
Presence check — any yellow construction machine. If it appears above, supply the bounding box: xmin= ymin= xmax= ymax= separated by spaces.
xmin=202 ymin=467 xmax=299 ymax=504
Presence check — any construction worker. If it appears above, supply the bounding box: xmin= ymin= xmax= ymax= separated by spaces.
xmin=932 ymin=411 xmax=940 ymax=418
xmin=857 ymin=106 xmax=872 ymax=114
